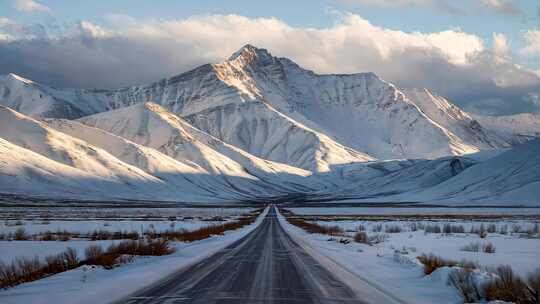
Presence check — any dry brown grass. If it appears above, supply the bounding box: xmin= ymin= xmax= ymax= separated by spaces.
xmin=83 ymin=240 xmax=175 ymax=269
xmin=89 ymin=230 xmax=139 ymax=241
xmin=0 ymin=247 xmax=79 ymax=289
xmin=384 ymin=225 xmax=402 ymax=233
xmin=417 ymin=254 xmax=477 ymax=275
xmin=482 ymin=242 xmax=496 ymax=253
xmin=0 ymin=208 xmax=264 ymax=288
xmin=147 ymin=209 xmax=263 ymax=242
xmin=13 ymin=228 xmax=29 ymax=240
xmin=442 ymin=223 xmax=465 ymax=234
xmin=448 ymin=269 xmax=482 ymax=303
xmin=284 ymin=216 xmax=344 ymax=236
xmin=448 ymin=265 xmax=540 ymax=303
xmin=354 ymin=231 xmax=369 ymax=244
xmin=353 ymin=232 xmax=388 ymax=245
xmin=484 ymin=265 xmax=531 ymax=303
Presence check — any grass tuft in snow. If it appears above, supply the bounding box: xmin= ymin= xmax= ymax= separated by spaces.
xmin=0 ymin=247 xmax=79 ymax=289
xmin=145 ymin=208 xmax=264 ymax=242
xmin=483 ymin=265 xmax=539 ymax=303
xmin=417 ymin=254 xmax=477 ymax=275
xmin=448 ymin=269 xmax=482 ymax=303
xmin=83 ymin=239 xmax=174 ymax=269
xmin=279 ymin=208 xmax=344 ymax=236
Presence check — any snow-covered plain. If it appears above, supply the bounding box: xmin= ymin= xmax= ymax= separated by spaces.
xmin=289 ymin=207 xmax=540 ymax=216
xmin=0 ymin=206 xmax=253 ymax=263
xmin=0 ymin=207 xmax=268 ymax=304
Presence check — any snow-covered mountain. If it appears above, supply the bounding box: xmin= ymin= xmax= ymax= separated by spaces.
xmin=0 ymin=105 xmax=182 ymax=200
xmin=77 ymin=102 xmax=323 ymax=192
xmin=473 ymin=113 xmax=540 ymax=144
xmin=0 ymin=44 xmax=522 ymax=164
xmin=0 ymin=105 xmax=320 ymax=201
xmin=0 ymin=45 xmax=539 ymax=205
xmin=319 ymin=139 xmax=540 ymax=206
xmin=43 ymin=118 xmax=250 ymax=200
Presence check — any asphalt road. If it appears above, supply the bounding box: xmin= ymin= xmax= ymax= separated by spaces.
xmin=122 ymin=207 xmax=371 ymax=304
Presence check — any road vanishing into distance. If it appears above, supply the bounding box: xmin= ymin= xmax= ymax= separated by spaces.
xmin=122 ymin=207 xmax=400 ymax=304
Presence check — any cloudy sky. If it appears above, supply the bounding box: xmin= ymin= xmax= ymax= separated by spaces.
xmin=1 ymin=0 xmax=540 ymax=115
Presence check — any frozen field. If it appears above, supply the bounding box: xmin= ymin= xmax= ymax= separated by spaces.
xmin=289 ymin=206 xmax=540 ymax=216
xmin=310 ymin=219 xmax=540 ymax=276
xmin=0 ymin=206 xmax=254 ymax=264
xmin=278 ymin=208 xmax=540 ymax=304
xmin=0 ymin=206 xmax=253 ymax=220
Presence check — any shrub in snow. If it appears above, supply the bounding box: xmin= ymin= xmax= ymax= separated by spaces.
xmin=372 ymin=224 xmax=383 ymax=232
xmin=442 ymin=223 xmax=465 ymax=234
xmin=471 ymin=224 xmax=488 ymax=238
xmin=527 ymin=223 xmax=539 ymax=237
xmin=353 ymin=231 xmax=369 ymax=244
xmin=393 ymin=252 xmax=416 ymax=266
xmin=368 ymin=233 xmax=388 ymax=244
xmin=448 ymin=269 xmax=482 ymax=303
xmin=528 ymin=269 xmax=540 ymax=303
xmin=417 ymin=254 xmax=477 ymax=275
xmin=499 ymin=225 xmax=508 ymax=235
xmin=483 ymin=265 xmax=531 ymax=303
xmin=461 ymin=242 xmax=481 ymax=252
xmin=13 ymin=227 xmax=28 ymax=240
xmin=512 ymin=224 xmax=523 ymax=234
xmin=0 ymin=247 xmax=79 ymax=289
xmin=384 ymin=225 xmax=402 ymax=233
xmin=487 ymin=224 xmax=497 ymax=233
xmin=482 ymin=242 xmax=496 ymax=254
xmin=425 ymin=224 xmax=441 ymax=234
xmin=283 ymin=215 xmax=344 ymax=236
xmin=84 ymin=240 xmax=175 ymax=269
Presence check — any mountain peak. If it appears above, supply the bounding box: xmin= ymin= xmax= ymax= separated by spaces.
xmin=3 ymin=73 xmax=34 ymax=84
xmin=227 ymin=44 xmax=273 ymax=63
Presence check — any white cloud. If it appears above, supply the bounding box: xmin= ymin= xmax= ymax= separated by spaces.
xmin=492 ymin=33 xmax=510 ymax=57
xmin=13 ymin=0 xmax=52 ymax=13
xmin=521 ymin=30 xmax=540 ymax=56
xmin=0 ymin=13 xmax=538 ymax=115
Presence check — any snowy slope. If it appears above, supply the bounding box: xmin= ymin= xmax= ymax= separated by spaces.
xmin=0 ymin=137 xmax=114 ymax=198
xmin=78 ymin=102 xmax=323 ymax=193
xmin=0 ymin=74 xmax=108 ymax=119
xmin=474 ymin=113 xmax=540 ymax=143
xmin=325 ymin=140 xmax=540 ymax=205
xmin=183 ymin=100 xmax=373 ymax=172
xmin=0 ymin=106 xmax=163 ymax=185
xmin=402 ymin=88 xmax=507 ymax=148
xmin=43 ymin=118 xmax=246 ymax=199
xmin=0 ymin=106 xmax=322 ymax=200
xmin=412 ymin=139 xmax=540 ymax=205
xmin=326 ymin=156 xmax=477 ymax=200
xmin=0 ymin=107 xmax=219 ymax=201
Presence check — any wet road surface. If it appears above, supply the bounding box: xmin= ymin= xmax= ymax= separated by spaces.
xmin=123 ymin=207 xmax=370 ymax=304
